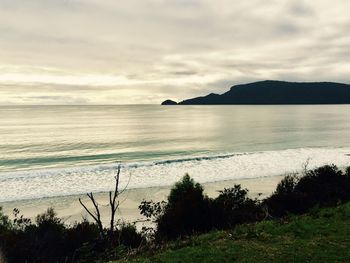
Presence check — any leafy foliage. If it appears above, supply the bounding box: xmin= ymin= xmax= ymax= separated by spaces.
xmin=156 ymin=174 xmax=212 ymax=240
xmin=118 ymin=223 xmax=144 ymax=248
xmin=266 ymin=164 xmax=350 ymax=216
xmin=142 ymin=177 xmax=262 ymax=241
xmin=0 ymin=207 xmax=143 ymax=263
xmin=167 ymin=174 xmax=204 ymax=206
xmin=213 ymin=185 xmax=261 ymax=228
xmin=139 ymin=200 xmax=167 ymax=220
xmin=275 ymin=173 xmax=299 ymax=195
xmin=12 ymin=208 xmax=31 ymax=230
xmin=0 ymin=206 xmax=11 ymax=230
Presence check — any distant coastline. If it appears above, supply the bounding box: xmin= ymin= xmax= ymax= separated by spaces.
xmin=162 ymin=80 xmax=350 ymax=105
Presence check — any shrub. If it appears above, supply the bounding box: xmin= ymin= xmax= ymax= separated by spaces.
xmin=144 ymin=175 xmax=262 ymax=240
xmin=213 ymin=185 xmax=261 ymax=228
xmin=65 ymin=219 xmax=101 ymax=260
xmin=35 ymin=207 xmax=61 ymax=226
xmin=275 ymin=174 xmax=299 ymax=195
xmin=295 ymin=165 xmax=350 ymax=205
xmin=215 ymin=185 xmax=249 ymax=211
xmin=346 ymin=166 xmax=350 ymax=177
xmin=139 ymin=200 xmax=167 ymax=221
xmin=6 ymin=208 xmax=66 ymax=263
xmin=266 ymin=165 xmax=350 ymax=217
xmin=117 ymin=223 xmax=144 ymax=248
xmin=0 ymin=207 xmax=145 ymax=263
xmin=155 ymin=174 xmax=213 ymax=240
xmin=265 ymin=191 xmax=312 ymax=217
xmin=0 ymin=207 xmax=11 ymax=230
xmin=12 ymin=208 xmax=31 ymax=230
xmin=167 ymin=174 xmax=204 ymax=207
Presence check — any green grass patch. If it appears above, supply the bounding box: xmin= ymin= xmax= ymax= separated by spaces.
xmin=112 ymin=202 xmax=350 ymax=263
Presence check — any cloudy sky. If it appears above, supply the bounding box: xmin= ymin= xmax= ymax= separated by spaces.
xmin=0 ymin=0 xmax=350 ymax=104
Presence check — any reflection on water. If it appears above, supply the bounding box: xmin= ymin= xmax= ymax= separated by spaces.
xmin=1 ymin=105 xmax=350 ymax=172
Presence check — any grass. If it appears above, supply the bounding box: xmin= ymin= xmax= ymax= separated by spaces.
xmin=112 ymin=202 xmax=350 ymax=263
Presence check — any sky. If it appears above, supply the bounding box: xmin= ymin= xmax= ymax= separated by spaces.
xmin=0 ymin=0 xmax=350 ymax=105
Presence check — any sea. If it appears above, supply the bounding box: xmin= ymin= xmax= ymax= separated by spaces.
xmin=1 ymin=105 xmax=350 ymax=202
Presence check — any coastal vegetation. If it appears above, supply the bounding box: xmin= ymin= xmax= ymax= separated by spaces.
xmin=1 ymin=164 xmax=350 ymax=262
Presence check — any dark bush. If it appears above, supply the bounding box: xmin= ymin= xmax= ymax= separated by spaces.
xmin=213 ymin=185 xmax=261 ymax=228
xmin=0 ymin=208 xmax=65 ymax=263
xmin=13 ymin=210 xmax=31 ymax=231
xmin=296 ymin=165 xmax=350 ymax=205
xmin=139 ymin=200 xmax=167 ymax=221
xmin=0 ymin=207 xmax=11 ymax=231
xmin=167 ymin=174 xmax=204 ymax=207
xmin=265 ymin=192 xmax=312 ymax=217
xmin=266 ymin=165 xmax=350 ymax=217
xmin=117 ymin=223 xmax=144 ymax=248
xmin=275 ymin=174 xmax=299 ymax=195
xmin=156 ymin=174 xmax=213 ymax=240
xmin=0 ymin=207 xmax=143 ymax=263
xmin=143 ymin=175 xmax=262 ymax=240
xmin=65 ymin=219 xmax=101 ymax=260
xmin=346 ymin=166 xmax=350 ymax=177
xmin=74 ymin=223 xmax=143 ymax=262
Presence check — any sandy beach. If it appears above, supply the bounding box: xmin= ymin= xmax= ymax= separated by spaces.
xmin=1 ymin=175 xmax=283 ymax=227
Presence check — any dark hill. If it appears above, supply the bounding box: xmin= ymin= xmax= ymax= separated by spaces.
xmin=178 ymin=80 xmax=350 ymax=105
xmin=161 ymin=99 xmax=178 ymax=105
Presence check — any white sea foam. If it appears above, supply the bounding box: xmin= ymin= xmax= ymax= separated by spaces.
xmin=1 ymin=147 xmax=350 ymax=202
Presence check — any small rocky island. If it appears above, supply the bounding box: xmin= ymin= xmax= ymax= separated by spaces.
xmin=161 ymin=99 xmax=178 ymax=105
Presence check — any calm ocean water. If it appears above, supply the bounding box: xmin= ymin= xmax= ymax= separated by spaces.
xmin=1 ymin=105 xmax=350 ymax=202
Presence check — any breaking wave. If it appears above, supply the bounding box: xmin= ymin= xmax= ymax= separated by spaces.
xmin=1 ymin=147 xmax=350 ymax=202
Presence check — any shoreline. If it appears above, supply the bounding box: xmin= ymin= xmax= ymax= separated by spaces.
xmin=1 ymin=175 xmax=283 ymax=227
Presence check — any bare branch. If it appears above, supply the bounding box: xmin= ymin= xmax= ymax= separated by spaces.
xmin=109 ymin=165 xmax=121 ymax=231
xmin=78 ymin=164 xmax=127 ymax=235
xmin=119 ymin=171 xmax=132 ymax=196
xmin=87 ymin=192 xmax=101 ymax=221
xmin=78 ymin=197 xmax=103 ymax=232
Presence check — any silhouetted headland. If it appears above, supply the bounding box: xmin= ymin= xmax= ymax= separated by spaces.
xmin=162 ymin=80 xmax=350 ymax=105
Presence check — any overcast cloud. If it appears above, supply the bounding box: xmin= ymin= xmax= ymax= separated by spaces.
xmin=0 ymin=0 xmax=349 ymax=104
